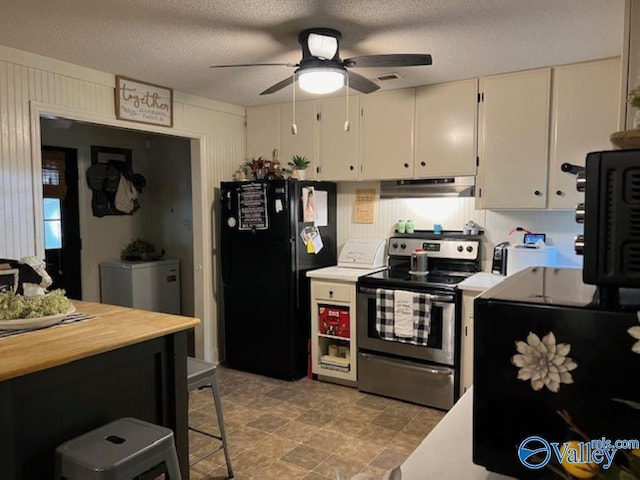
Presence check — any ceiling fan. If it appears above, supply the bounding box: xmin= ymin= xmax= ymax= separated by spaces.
xmin=210 ymin=27 xmax=433 ymax=96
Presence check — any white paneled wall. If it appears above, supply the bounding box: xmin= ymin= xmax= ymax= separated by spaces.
xmin=1 ymin=60 xmax=37 ymax=257
xmin=0 ymin=45 xmax=245 ymax=361
xmin=178 ymin=103 xmax=246 ymax=359
xmin=337 ymin=182 xmax=583 ymax=270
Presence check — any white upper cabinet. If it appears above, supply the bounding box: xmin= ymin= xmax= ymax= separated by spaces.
xmin=317 ymin=95 xmax=360 ymax=181
xmin=245 ymin=58 xmax=620 ymax=200
xmin=359 ymin=89 xmax=415 ymax=180
xmin=246 ymin=104 xmax=280 ymax=160
xmin=477 ymin=68 xmax=551 ymax=209
xmin=415 ymin=79 xmax=478 ymax=178
xmin=279 ymin=100 xmax=318 ymax=179
xmin=548 ymin=58 xmax=620 ymax=209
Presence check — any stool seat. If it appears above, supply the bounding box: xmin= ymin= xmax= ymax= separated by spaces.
xmin=188 ymin=356 xmax=217 ymax=391
xmin=187 ymin=357 xmax=234 ymax=478
xmin=55 ymin=417 xmax=181 ymax=479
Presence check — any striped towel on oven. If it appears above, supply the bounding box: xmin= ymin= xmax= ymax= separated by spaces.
xmin=375 ymin=288 xmax=431 ymax=346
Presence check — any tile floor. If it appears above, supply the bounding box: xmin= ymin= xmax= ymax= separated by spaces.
xmin=187 ymin=366 xmax=446 ymax=480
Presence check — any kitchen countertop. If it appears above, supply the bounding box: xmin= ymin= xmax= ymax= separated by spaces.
xmin=0 ymin=300 xmax=199 ymax=381
xmin=306 ymin=265 xmax=387 ymax=282
xmin=401 ymin=387 xmax=515 ymax=480
xmin=458 ymin=272 xmax=506 ymax=292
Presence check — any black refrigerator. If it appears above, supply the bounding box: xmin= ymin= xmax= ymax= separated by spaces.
xmin=219 ymin=179 xmax=337 ymax=380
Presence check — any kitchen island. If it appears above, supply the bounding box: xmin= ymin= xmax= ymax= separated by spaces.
xmin=0 ymin=300 xmax=199 ymax=479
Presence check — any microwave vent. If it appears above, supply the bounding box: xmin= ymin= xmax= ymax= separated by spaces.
xmin=625 ymin=168 xmax=640 ymax=203
xmin=605 ymin=170 xmax=615 ymax=271
xmin=623 ymin=244 xmax=640 ymax=275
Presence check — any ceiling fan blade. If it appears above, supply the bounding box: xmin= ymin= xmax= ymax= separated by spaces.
xmin=344 ymin=54 xmax=433 ymax=68
xmin=210 ymin=62 xmax=298 ymax=69
xmin=347 ymin=71 xmax=380 ymax=94
xmin=260 ymin=75 xmax=295 ymax=95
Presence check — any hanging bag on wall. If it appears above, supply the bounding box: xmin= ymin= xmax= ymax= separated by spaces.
xmin=114 ymin=176 xmax=138 ymax=214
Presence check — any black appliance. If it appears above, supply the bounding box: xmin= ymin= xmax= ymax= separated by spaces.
xmin=572 ymin=148 xmax=640 ymax=294
xmin=473 ymin=267 xmax=640 ymax=479
xmin=357 ymin=232 xmax=481 ymax=409
xmin=219 ymin=179 xmax=336 ymax=380
xmin=491 ymin=241 xmax=509 ymax=276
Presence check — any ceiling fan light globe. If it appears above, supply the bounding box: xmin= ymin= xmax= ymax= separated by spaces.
xmin=298 ymin=69 xmax=345 ymax=94
xmin=307 ymin=33 xmax=338 ymax=59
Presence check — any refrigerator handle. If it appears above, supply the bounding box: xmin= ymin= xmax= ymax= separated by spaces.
xmin=221 ymin=239 xmax=230 ymax=285
xmin=292 ymin=238 xmax=299 ymax=309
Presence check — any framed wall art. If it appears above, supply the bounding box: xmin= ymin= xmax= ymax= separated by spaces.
xmin=115 ymin=75 xmax=173 ymax=127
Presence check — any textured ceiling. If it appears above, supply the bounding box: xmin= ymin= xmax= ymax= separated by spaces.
xmin=0 ymin=0 xmax=626 ymax=107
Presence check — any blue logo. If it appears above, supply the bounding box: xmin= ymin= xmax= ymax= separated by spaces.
xmin=518 ymin=436 xmax=552 ymax=469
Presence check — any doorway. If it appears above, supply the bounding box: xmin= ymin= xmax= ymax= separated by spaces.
xmin=42 ymin=146 xmax=82 ymax=299
xmin=34 ymin=105 xmax=212 ymax=361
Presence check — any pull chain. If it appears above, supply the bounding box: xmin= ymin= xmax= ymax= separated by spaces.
xmin=291 ymin=73 xmax=298 ymax=135
xmin=344 ymin=73 xmax=350 ymax=132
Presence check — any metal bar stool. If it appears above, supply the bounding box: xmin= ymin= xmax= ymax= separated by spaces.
xmin=187 ymin=356 xmax=234 ymax=478
xmin=55 ymin=417 xmax=181 ymax=479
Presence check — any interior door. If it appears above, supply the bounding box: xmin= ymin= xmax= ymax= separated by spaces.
xmin=42 ymin=147 xmax=82 ymax=299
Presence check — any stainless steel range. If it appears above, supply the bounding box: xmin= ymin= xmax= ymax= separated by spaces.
xmin=356 ymin=233 xmax=481 ymax=410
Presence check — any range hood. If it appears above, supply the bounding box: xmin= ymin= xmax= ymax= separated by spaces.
xmin=380 ymin=176 xmax=475 ymax=198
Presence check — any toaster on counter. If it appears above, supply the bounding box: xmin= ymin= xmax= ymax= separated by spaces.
xmin=491 ymin=242 xmax=509 ymax=275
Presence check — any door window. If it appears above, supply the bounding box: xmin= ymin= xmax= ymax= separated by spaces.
xmin=43 ymin=198 xmax=62 ymax=249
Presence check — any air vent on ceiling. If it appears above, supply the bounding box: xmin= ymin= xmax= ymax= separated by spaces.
xmin=376 ymin=73 xmax=402 ymax=82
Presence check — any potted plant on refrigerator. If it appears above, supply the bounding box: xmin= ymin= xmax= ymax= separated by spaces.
xmin=288 ymin=155 xmax=310 ymax=180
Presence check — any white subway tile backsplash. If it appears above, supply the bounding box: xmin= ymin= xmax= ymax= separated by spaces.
xmin=336 ymin=181 xmax=583 ymax=272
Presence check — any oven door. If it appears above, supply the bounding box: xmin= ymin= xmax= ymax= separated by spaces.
xmin=356 ymin=285 xmax=458 ymax=366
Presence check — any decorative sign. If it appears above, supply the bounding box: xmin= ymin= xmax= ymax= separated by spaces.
xmin=354 ymin=189 xmax=376 ymax=224
xmin=115 ymin=75 xmax=173 ymax=127
xmin=238 ymin=183 xmax=269 ymax=230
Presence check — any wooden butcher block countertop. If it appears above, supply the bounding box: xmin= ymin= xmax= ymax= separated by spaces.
xmin=0 ymin=300 xmax=199 ymax=382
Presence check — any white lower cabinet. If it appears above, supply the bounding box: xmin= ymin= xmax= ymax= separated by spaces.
xmin=460 ymin=288 xmax=484 ymax=395
xmin=310 ymin=279 xmax=358 ymax=385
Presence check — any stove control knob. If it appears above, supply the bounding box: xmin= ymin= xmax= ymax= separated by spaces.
xmin=574 ymin=235 xmax=585 ymax=255
xmin=392 ymin=242 xmax=398 ymax=249
xmin=466 ymin=246 xmax=474 ymax=252
xmin=576 ymin=171 xmax=586 ymax=192
xmin=457 ymin=245 xmax=463 ymax=252
xmin=575 ymin=203 xmax=585 ymax=224
xmin=400 ymin=243 xmax=407 ymax=249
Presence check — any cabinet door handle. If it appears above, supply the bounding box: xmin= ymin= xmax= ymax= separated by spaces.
xmin=556 ymin=190 xmax=563 ymax=196
xmin=329 ymin=290 xmax=333 ymax=298
xmin=403 ymin=163 xmax=410 ymax=168
xmin=534 ymin=190 xmax=542 ymax=196
xmin=420 ymin=161 xmax=426 ymax=167
xmin=349 ymin=165 xmax=354 ymax=171
xmin=465 ymin=326 xmax=468 ymax=336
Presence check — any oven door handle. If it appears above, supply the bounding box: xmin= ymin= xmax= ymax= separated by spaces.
xmin=360 ymin=353 xmax=452 ymax=375
xmin=358 ymin=286 xmax=453 ymax=303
